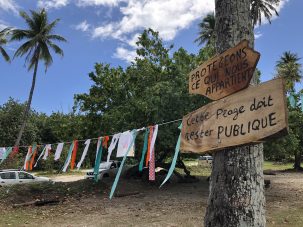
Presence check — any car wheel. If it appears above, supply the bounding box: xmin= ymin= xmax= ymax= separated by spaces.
xmin=103 ymin=173 xmax=109 ymax=178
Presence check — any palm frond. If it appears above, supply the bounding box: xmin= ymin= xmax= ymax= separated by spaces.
xmin=47 ymin=34 xmax=67 ymax=42
xmin=13 ymin=40 xmax=35 ymax=59
xmin=0 ymin=46 xmax=10 ymax=62
xmin=47 ymin=41 xmax=64 ymax=56
xmin=40 ymin=42 xmax=53 ymax=71
xmin=19 ymin=11 xmax=36 ymax=31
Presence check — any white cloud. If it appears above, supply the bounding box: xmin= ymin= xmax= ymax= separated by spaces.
xmin=113 ymin=46 xmax=137 ymax=63
xmin=254 ymin=31 xmax=262 ymax=39
xmin=76 ymin=0 xmax=288 ymax=62
xmin=37 ymin=0 xmax=70 ymax=9
xmin=92 ymin=0 xmax=214 ymax=42
xmin=77 ymin=0 xmax=127 ymax=7
xmin=0 ymin=0 xmax=18 ymax=14
xmin=0 ymin=20 xmax=10 ymax=30
xmin=75 ymin=20 xmax=90 ymax=32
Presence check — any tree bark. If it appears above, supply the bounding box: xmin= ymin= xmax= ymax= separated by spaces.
xmin=14 ymin=52 xmax=40 ymax=148
xmin=204 ymin=1 xmax=265 ymax=226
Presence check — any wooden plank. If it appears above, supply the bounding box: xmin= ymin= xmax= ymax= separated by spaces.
xmin=181 ymin=78 xmax=288 ymax=154
xmin=189 ymin=40 xmax=260 ymax=100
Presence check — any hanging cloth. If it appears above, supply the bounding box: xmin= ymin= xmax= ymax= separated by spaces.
xmin=145 ymin=126 xmax=154 ymax=167
xmin=24 ymin=143 xmax=36 ymax=171
xmin=24 ymin=146 xmax=32 ymax=170
xmin=62 ymin=142 xmax=75 ymax=172
xmin=94 ymin=137 xmax=106 ymax=182
xmin=148 ymin=125 xmax=158 ymax=181
xmin=76 ymin=139 xmax=91 ymax=170
xmin=117 ymin=131 xmax=135 ymax=157
xmin=139 ymin=128 xmax=149 ymax=172
xmin=42 ymin=144 xmax=52 ymax=160
xmin=160 ymin=123 xmax=182 ymax=188
xmin=95 ymin=137 xmax=102 ymax=161
xmin=0 ymin=148 xmax=6 ymax=160
xmin=149 ymin=144 xmax=156 ymax=181
xmin=54 ymin=143 xmax=64 ymax=161
xmin=34 ymin=145 xmax=47 ymax=168
xmin=29 ymin=146 xmax=38 ymax=171
xmin=9 ymin=146 xmax=19 ymax=158
xmin=70 ymin=140 xmax=79 ymax=170
xmin=106 ymin=133 xmax=121 ymax=164
xmin=110 ymin=129 xmax=138 ymax=199
xmin=0 ymin=147 xmax=13 ymax=165
xmin=149 ymin=125 xmax=158 ymax=161
xmin=102 ymin=136 xmax=110 ymax=149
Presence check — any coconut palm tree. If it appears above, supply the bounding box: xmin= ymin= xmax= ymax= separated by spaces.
xmin=0 ymin=28 xmax=11 ymax=62
xmin=194 ymin=12 xmax=215 ymax=46
xmin=195 ymin=1 xmax=280 ymax=46
xmin=276 ymin=51 xmax=302 ymax=93
xmin=11 ymin=8 xmax=66 ymax=147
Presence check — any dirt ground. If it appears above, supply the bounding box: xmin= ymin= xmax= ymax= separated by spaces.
xmin=0 ymin=170 xmax=303 ymax=227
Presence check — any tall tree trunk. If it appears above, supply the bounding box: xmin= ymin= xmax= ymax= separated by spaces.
xmin=14 ymin=57 xmax=39 ymax=147
xmin=204 ymin=1 xmax=265 ymax=226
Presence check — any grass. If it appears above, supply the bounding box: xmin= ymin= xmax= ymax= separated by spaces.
xmin=32 ymin=169 xmax=89 ymax=177
xmin=181 ymin=160 xmax=294 ymax=177
xmin=263 ymin=161 xmax=294 ymax=171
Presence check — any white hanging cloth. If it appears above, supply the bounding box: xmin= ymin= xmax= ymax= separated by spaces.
xmin=106 ymin=133 xmax=121 ymax=163
xmin=0 ymin=147 xmax=6 ymax=160
xmin=149 ymin=125 xmax=159 ymax=161
xmin=54 ymin=143 xmax=64 ymax=161
xmin=34 ymin=145 xmax=47 ymax=167
xmin=116 ymin=131 xmax=135 ymax=157
xmin=42 ymin=144 xmax=52 ymax=160
xmin=76 ymin=139 xmax=91 ymax=170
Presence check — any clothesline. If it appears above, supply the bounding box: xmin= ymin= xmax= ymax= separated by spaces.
xmin=5 ymin=118 xmax=183 ymax=149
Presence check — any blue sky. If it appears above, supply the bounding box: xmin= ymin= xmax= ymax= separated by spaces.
xmin=0 ymin=0 xmax=302 ymax=114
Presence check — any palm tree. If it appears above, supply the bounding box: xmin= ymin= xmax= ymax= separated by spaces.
xmin=11 ymin=8 xmax=66 ymax=147
xmin=195 ymin=1 xmax=280 ymax=46
xmin=194 ymin=12 xmax=215 ymax=46
xmin=251 ymin=0 xmax=280 ymax=26
xmin=0 ymin=28 xmax=11 ymax=62
xmin=276 ymin=51 xmax=302 ymax=93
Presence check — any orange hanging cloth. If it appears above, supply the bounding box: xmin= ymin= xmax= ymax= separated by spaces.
xmin=102 ymin=136 xmax=110 ymax=149
xmin=70 ymin=140 xmax=79 ymax=170
xmin=146 ymin=126 xmax=154 ymax=167
xmin=29 ymin=146 xmax=38 ymax=171
xmin=25 ymin=146 xmax=32 ymax=171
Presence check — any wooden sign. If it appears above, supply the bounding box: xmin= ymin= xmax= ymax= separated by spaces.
xmin=181 ymin=78 xmax=288 ymax=154
xmin=189 ymin=40 xmax=260 ymax=100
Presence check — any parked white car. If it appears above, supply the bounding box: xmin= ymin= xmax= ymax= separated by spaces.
xmin=0 ymin=169 xmax=51 ymax=187
xmin=85 ymin=161 xmax=121 ymax=180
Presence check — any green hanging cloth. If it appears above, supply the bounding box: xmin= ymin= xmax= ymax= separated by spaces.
xmin=110 ymin=129 xmax=138 ymax=200
xmin=139 ymin=128 xmax=149 ymax=172
xmin=160 ymin=123 xmax=182 ymax=188
xmin=62 ymin=142 xmax=74 ymax=172
xmin=0 ymin=147 xmax=13 ymax=165
xmin=94 ymin=137 xmax=104 ymax=182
